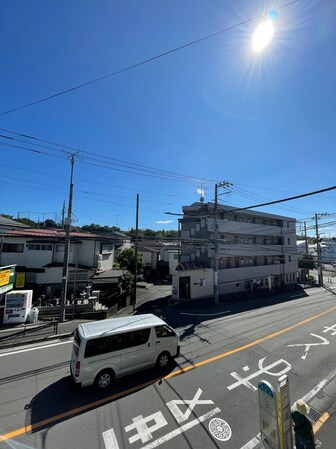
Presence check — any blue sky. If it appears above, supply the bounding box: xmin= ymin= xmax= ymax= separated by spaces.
xmin=0 ymin=0 xmax=335 ymax=236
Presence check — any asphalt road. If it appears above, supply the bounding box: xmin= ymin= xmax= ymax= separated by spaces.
xmin=0 ymin=287 xmax=335 ymax=449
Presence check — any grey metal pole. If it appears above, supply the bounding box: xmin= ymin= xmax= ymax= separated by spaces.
xmin=315 ymin=213 xmax=323 ymax=286
xmin=214 ymin=183 xmax=219 ymax=304
xmin=133 ymin=194 xmax=139 ymax=312
xmin=59 ymin=154 xmax=75 ymax=322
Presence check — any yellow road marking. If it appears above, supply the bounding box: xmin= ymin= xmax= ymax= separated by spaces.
xmin=1 ymin=304 xmax=336 ymax=442
xmin=313 ymin=411 xmax=331 ymax=433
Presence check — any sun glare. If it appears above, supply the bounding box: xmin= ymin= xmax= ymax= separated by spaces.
xmin=252 ymin=20 xmax=275 ymax=52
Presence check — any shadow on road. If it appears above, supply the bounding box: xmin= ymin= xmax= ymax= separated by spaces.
xmin=25 ymin=364 xmax=176 ymax=434
xmin=135 ymin=286 xmax=311 ymax=343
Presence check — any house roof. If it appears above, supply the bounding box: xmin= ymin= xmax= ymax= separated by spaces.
xmin=176 ymin=261 xmax=206 ymax=271
xmin=91 ymin=269 xmax=124 ymax=279
xmin=0 ymin=228 xmax=126 ymax=241
xmin=0 ymin=215 xmax=29 ymax=228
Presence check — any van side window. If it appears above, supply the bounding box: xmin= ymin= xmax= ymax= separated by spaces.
xmin=155 ymin=325 xmax=175 ymax=338
xmin=84 ymin=328 xmax=151 ymax=358
xmin=123 ymin=328 xmax=151 ymax=348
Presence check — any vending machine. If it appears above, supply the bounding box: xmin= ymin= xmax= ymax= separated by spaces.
xmin=3 ymin=290 xmax=33 ymax=324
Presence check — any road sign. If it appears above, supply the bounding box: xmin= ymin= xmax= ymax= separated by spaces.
xmin=258 ymin=380 xmax=279 ymax=449
xmin=277 ymin=375 xmax=293 ymax=449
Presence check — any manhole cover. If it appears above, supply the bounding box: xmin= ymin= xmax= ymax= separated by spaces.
xmin=209 ymin=418 xmax=232 ymax=441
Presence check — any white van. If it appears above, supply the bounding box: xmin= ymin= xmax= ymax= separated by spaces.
xmin=70 ymin=314 xmax=180 ymax=389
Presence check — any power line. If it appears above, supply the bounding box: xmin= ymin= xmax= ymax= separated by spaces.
xmin=0 ymin=0 xmax=300 ymax=116
xmin=0 ymin=133 xmax=212 ymax=184
xmin=230 ymin=186 xmax=336 ymax=211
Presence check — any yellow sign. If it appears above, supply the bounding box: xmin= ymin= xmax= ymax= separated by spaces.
xmin=16 ymin=273 xmax=25 ymax=288
xmin=0 ymin=269 xmax=10 ymax=287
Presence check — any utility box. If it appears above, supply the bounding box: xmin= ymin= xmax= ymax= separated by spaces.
xmin=3 ymin=290 xmax=33 ymax=324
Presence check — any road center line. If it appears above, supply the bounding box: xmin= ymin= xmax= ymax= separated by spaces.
xmin=1 ymin=304 xmax=336 ymax=443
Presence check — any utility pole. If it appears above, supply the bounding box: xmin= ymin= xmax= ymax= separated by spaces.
xmin=59 ymin=154 xmax=76 ymax=322
xmin=315 ymin=213 xmax=323 ymax=286
xmin=214 ymin=181 xmax=232 ymax=305
xmin=304 ymin=221 xmax=308 ymax=253
xmin=133 ymin=194 xmax=139 ymax=312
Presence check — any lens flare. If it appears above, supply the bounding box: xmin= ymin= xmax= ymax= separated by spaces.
xmin=252 ymin=20 xmax=275 ymax=52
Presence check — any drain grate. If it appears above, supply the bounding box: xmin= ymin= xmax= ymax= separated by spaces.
xmin=308 ymin=407 xmax=322 ymax=422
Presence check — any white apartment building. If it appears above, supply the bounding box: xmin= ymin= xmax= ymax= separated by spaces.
xmin=172 ymin=202 xmax=298 ymax=301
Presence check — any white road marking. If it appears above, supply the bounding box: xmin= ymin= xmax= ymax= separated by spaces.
xmin=166 ymin=388 xmax=214 ymax=424
xmin=240 ymin=433 xmax=261 ymax=448
xmin=139 ymin=407 xmax=221 ymax=449
xmin=125 ymin=412 xmax=168 ymax=444
xmin=287 ymin=333 xmax=329 ymax=360
xmin=228 ymin=357 xmax=292 ymax=391
xmin=179 ymin=311 xmax=231 ymax=317
xmin=103 ymin=428 xmax=120 ymax=449
xmin=0 ymin=340 xmax=72 ymax=357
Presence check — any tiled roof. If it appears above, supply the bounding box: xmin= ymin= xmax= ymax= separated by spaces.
xmin=0 ymin=215 xmax=29 ymax=228
xmin=0 ymin=228 xmax=125 ymax=240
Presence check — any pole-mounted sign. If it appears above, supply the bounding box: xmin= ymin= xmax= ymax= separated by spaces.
xmin=277 ymin=375 xmax=293 ymax=449
xmin=258 ymin=380 xmax=279 ymax=449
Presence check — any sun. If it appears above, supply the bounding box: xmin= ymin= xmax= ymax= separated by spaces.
xmin=252 ymin=20 xmax=275 ymax=52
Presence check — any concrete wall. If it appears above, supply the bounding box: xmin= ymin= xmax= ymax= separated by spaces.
xmin=172 ymin=268 xmax=214 ymax=301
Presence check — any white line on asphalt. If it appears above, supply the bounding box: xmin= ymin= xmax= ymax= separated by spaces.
xmin=180 ymin=311 xmax=231 ymax=317
xmin=239 ymin=367 xmax=336 ymax=449
xmin=0 ymin=340 xmax=72 ymax=357
xmin=139 ymin=408 xmax=221 ymax=449
xmin=240 ymin=433 xmax=261 ymax=449
xmin=103 ymin=428 xmax=120 ymax=449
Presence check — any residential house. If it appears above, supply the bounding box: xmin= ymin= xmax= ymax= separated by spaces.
xmin=0 ymin=228 xmax=130 ymax=298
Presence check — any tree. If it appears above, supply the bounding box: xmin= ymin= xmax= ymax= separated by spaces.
xmin=298 ymin=254 xmax=315 ymax=270
xmin=117 ymin=248 xmax=144 ymax=273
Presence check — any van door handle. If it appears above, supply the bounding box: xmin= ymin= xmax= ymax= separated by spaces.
xmin=156 ymin=341 xmax=160 ymax=344
xmin=148 ymin=343 xmax=151 ymax=347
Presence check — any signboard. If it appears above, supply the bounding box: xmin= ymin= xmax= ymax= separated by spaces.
xmin=277 ymin=375 xmax=293 ymax=449
xmin=258 ymin=380 xmax=279 ymax=449
xmin=0 ymin=265 xmax=15 ymax=293
xmin=16 ymin=272 xmax=26 ymax=288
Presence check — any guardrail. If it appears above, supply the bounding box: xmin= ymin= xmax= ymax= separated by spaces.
xmin=0 ymin=321 xmax=58 ymax=346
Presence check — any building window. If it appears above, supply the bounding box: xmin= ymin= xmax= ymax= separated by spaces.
xmin=234 ymin=215 xmax=237 ymax=221
xmin=264 ymin=257 xmax=268 ymax=265
xmin=235 ymin=257 xmax=239 ymax=268
xmin=28 ymin=244 xmax=52 ymax=251
xmin=226 ymin=258 xmax=231 ymax=268
xmin=196 ymin=248 xmax=200 ymax=257
xmin=288 ymin=238 xmax=290 ymax=245
xmin=2 ymin=243 xmax=24 ymax=253
xmin=289 ymin=255 xmax=292 ymax=263
xmin=240 ymin=258 xmax=244 ymax=267
xmin=253 ymin=237 xmax=257 ymax=244
xmin=102 ymin=244 xmax=113 ymax=254
xmin=254 ymin=257 xmax=258 ymax=266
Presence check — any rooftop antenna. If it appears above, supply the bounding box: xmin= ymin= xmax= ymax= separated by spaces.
xmin=197 ymin=185 xmax=206 ymax=203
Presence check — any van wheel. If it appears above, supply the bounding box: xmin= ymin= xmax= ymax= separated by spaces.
xmin=156 ymin=352 xmax=171 ymax=369
xmin=95 ymin=369 xmax=114 ymax=389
